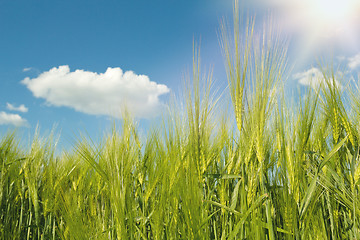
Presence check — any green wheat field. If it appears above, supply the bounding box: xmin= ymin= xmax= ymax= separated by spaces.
xmin=1 ymin=3 xmax=360 ymax=240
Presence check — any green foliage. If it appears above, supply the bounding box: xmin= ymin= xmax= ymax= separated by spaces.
xmin=1 ymin=1 xmax=360 ymax=239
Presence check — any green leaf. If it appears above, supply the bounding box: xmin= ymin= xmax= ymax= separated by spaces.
xmin=318 ymin=136 xmax=347 ymax=170
xmin=204 ymin=173 xmax=242 ymax=180
xmin=229 ymin=194 xmax=268 ymax=240
xmin=230 ymin=179 xmax=242 ymax=210
xmin=203 ymin=200 xmax=241 ymax=215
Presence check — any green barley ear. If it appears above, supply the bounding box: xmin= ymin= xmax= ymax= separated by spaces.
xmin=219 ymin=0 xmax=254 ymax=134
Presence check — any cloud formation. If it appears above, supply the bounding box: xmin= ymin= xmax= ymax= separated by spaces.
xmin=22 ymin=66 xmax=170 ymax=118
xmin=348 ymin=53 xmax=360 ymax=69
xmin=6 ymin=103 xmax=28 ymax=113
xmin=0 ymin=112 xmax=28 ymax=127
xmin=293 ymin=67 xmax=341 ymax=88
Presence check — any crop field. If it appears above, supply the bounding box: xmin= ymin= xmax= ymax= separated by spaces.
xmin=1 ymin=3 xmax=360 ymax=240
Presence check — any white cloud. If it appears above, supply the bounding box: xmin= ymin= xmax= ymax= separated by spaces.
xmin=348 ymin=53 xmax=360 ymax=69
xmin=0 ymin=112 xmax=29 ymax=127
xmin=6 ymin=103 xmax=28 ymax=113
xmin=293 ymin=67 xmax=341 ymax=89
xmin=23 ymin=67 xmax=32 ymax=72
xmin=337 ymin=56 xmax=346 ymax=62
xmin=21 ymin=65 xmax=170 ymax=118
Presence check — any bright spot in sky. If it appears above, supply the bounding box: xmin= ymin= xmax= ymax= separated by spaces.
xmin=315 ymin=0 xmax=356 ymax=20
xmin=261 ymin=0 xmax=360 ymax=61
xmin=307 ymin=0 xmax=359 ymax=34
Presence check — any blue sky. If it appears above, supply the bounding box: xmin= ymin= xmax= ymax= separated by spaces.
xmin=1 ymin=0 xmax=360 ymax=148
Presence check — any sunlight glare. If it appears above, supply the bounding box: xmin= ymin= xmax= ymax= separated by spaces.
xmin=309 ymin=0 xmax=359 ymax=29
xmin=264 ymin=0 xmax=360 ymax=62
xmin=314 ymin=0 xmax=354 ymax=20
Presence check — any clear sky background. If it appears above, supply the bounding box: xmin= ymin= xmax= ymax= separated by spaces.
xmin=1 ymin=0 xmax=360 ymax=149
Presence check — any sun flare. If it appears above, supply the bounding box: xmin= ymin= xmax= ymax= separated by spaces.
xmin=266 ymin=0 xmax=360 ymax=62
xmin=314 ymin=0 xmax=355 ymax=19
xmin=281 ymin=0 xmax=360 ymax=35
xmin=309 ymin=0 xmax=359 ymax=29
